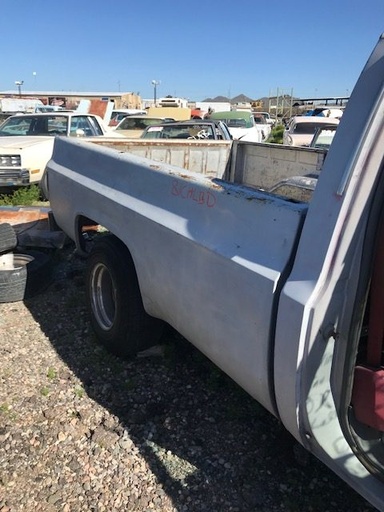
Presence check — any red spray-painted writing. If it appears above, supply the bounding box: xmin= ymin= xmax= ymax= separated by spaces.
xmin=171 ymin=180 xmax=216 ymax=208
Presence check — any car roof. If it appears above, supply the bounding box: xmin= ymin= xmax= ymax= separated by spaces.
xmin=211 ymin=110 xmax=252 ymax=119
xmin=117 ymin=115 xmax=161 ymax=120
xmin=289 ymin=116 xmax=339 ymax=124
xmin=313 ymin=123 xmax=338 ymax=130
xmin=161 ymin=120 xmax=223 ymax=126
xmin=115 ymin=115 xmax=169 ymax=127
xmin=112 ymin=109 xmax=146 ymax=113
xmin=8 ymin=112 xmax=83 ymax=119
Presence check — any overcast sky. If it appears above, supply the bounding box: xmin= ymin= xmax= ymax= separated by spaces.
xmin=2 ymin=0 xmax=383 ymax=101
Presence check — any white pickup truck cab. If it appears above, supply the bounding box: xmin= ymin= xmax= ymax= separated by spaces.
xmin=43 ymin=35 xmax=384 ymax=510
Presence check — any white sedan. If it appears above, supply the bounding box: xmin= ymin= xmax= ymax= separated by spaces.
xmin=283 ymin=116 xmax=339 ymax=146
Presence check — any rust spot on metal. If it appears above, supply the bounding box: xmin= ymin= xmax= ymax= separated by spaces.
xmin=210 ymin=182 xmax=223 ymax=190
xmin=0 ymin=206 xmax=50 ymax=226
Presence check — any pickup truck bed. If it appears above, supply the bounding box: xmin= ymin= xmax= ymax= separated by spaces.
xmin=43 ymin=34 xmax=384 ymax=511
xmin=88 ymin=137 xmax=326 ymax=193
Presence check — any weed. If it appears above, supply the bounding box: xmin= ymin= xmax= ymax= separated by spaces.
xmin=123 ymin=378 xmax=136 ymax=391
xmin=0 ymin=185 xmax=45 ymax=206
xmin=74 ymin=386 xmax=85 ymax=399
xmin=47 ymin=367 xmax=57 ymax=380
xmin=206 ymin=366 xmax=225 ymax=390
xmin=0 ymin=403 xmax=9 ymax=413
xmin=0 ymin=403 xmax=17 ymax=421
xmin=40 ymin=387 xmax=50 ymax=396
xmin=267 ymin=124 xmax=285 ymax=144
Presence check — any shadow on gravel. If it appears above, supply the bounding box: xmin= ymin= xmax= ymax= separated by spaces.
xmin=24 ymin=245 xmax=373 ymax=512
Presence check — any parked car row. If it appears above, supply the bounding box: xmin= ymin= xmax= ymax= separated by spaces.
xmin=108 ymin=109 xmax=273 ymax=142
xmin=0 ymin=107 xmax=340 ymax=192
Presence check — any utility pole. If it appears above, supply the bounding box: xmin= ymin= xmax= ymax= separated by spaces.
xmin=151 ymin=80 xmax=160 ymax=105
xmin=15 ymin=80 xmax=24 ymax=97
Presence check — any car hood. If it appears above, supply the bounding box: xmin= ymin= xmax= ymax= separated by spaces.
xmin=229 ymin=127 xmax=262 ymax=143
xmin=287 ymin=134 xmax=313 ymax=146
xmin=0 ymin=136 xmax=54 ymax=149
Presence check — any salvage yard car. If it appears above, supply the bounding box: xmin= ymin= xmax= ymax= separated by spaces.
xmin=141 ymin=119 xmax=232 ymax=140
xmin=113 ymin=115 xmax=175 ymax=137
xmin=309 ymin=123 xmax=338 ymax=150
xmin=0 ymin=112 xmax=120 ymax=188
xmin=252 ymin=113 xmax=272 ymax=140
xmin=108 ymin=109 xmax=147 ymax=126
xmin=210 ymin=110 xmax=264 ymax=142
xmin=283 ymin=115 xmax=339 ymax=146
xmin=0 ymin=112 xmax=115 ymax=137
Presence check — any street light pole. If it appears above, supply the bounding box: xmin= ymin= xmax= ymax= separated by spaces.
xmin=151 ymin=80 xmax=160 ymax=105
xmin=15 ymin=80 xmax=24 ymax=97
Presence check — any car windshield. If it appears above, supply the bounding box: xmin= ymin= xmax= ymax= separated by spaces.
xmin=224 ymin=118 xmax=252 ymax=128
xmin=253 ymin=115 xmax=267 ymax=124
xmin=142 ymin=124 xmax=215 ymax=139
xmin=211 ymin=113 xmax=254 ymax=129
xmin=116 ymin=117 xmax=163 ymax=131
xmin=293 ymin=122 xmax=327 ymax=135
xmin=0 ymin=115 xmax=68 ymax=136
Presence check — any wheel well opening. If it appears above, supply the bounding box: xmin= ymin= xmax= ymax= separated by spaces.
xmin=76 ymin=215 xmax=103 ymax=255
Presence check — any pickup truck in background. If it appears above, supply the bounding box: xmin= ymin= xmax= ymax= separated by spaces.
xmin=42 ymin=35 xmax=384 ymax=510
xmin=0 ymin=112 xmax=121 ymax=189
xmin=0 ymin=97 xmax=46 ymax=114
xmin=210 ymin=110 xmax=265 ymax=142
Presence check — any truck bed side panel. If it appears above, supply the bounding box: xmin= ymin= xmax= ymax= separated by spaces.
xmin=88 ymin=138 xmax=232 ymax=179
xmin=47 ymin=138 xmax=307 ymax=415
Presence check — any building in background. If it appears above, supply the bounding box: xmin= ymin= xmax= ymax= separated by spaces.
xmin=0 ymin=90 xmax=142 ymax=111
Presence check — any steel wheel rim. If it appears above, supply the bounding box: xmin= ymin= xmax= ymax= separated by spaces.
xmin=90 ymin=262 xmax=116 ymax=331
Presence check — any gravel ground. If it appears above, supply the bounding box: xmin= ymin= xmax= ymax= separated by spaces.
xmin=0 ymin=243 xmax=377 ymax=512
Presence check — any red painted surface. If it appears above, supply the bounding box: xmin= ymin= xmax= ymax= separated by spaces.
xmin=351 ymin=215 xmax=384 ymax=430
xmin=352 ymin=366 xmax=384 ymax=431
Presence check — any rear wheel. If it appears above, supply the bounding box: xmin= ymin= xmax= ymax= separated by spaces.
xmin=85 ymin=235 xmax=164 ymax=358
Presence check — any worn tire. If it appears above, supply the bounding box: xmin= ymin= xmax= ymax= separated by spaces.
xmin=0 ymin=223 xmax=17 ymax=254
xmin=18 ymin=250 xmax=54 ymax=299
xmin=0 ymin=251 xmax=54 ymax=303
xmin=0 ymin=254 xmax=30 ymax=303
xmin=85 ymin=235 xmax=164 ymax=358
